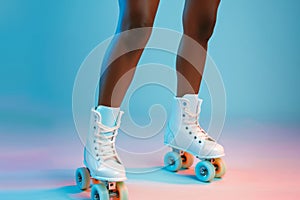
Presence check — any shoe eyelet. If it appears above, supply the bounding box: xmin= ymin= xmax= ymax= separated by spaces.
xmin=95 ymin=147 xmax=97 ymax=150
xmin=93 ymin=126 xmax=96 ymax=130
xmin=96 ymin=154 xmax=99 ymax=157
xmin=185 ymin=127 xmax=188 ymax=130
xmin=198 ymin=140 xmax=201 ymax=143
xmin=194 ymin=136 xmax=197 ymax=139
xmin=182 ymin=114 xmax=185 ymax=117
xmin=189 ymin=131 xmax=192 ymax=135
xmin=183 ymin=102 xmax=187 ymax=106
xmin=93 ymin=140 xmax=96 ymax=143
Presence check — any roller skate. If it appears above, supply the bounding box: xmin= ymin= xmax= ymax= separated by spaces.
xmin=75 ymin=106 xmax=128 ymax=200
xmin=164 ymin=94 xmax=226 ymax=182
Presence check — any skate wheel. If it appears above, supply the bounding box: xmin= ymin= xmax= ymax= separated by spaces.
xmin=181 ymin=152 xmax=194 ymax=169
xmin=164 ymin=151 xmax=182 ymax=172
xmin=212 ymin=158 xmax=226 ymax=178
xmin=195 ymin=161 xmax=215 ymax=182
xmin=117 ymin=182 xmax=128 ymax=200
xmin=91 ymin=183 xmax=109 ymax=200
xmin=75 ymin=167 xmax=90 ymax=190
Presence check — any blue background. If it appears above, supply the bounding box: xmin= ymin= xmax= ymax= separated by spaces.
xmin=1 ymin=0 xmax=300 ymax=130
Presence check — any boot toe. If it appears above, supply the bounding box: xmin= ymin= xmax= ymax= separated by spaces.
xmin=91 ymin=160 xmax=127 ymax=181
xmin=199 ymin=141 xmax=224 ymax=158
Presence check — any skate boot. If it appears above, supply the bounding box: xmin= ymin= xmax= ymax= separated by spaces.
xmin=164 ymin=94 xmax=226 ymax=182
xmin=75 ymin=106 xmax=128 ymax=200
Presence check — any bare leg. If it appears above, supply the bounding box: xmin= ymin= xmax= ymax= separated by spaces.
xmin=176 ymin=0 xmax=221 ymax=97
xmin=98 ymin=0 xmax=160 ymax=107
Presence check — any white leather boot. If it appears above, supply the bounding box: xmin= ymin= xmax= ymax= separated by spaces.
xmin=164 ymin=94 xmax=226 ymax=182
xmin=165 ymin=94 xmax=224 ymax=159
xmin=83 ymin=106 xmax=127 ymax=182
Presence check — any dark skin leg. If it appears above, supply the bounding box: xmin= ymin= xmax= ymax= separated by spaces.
xmin=176 ymin=0 xmax=221 ymax=97
xmin=98 ymin=0 xmax=160 ymax=107
xmin=98 ymin=0 xmax=220 ymax=106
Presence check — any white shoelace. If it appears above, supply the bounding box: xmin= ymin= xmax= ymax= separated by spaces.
xmin=93 ymin=112 xmax=123 ymax=162
xmin=183 ymin=109 xmax=215 ymax=141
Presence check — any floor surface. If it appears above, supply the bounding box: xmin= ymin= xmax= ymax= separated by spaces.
xmin=1 ymin=120 xmax=299 ymax=200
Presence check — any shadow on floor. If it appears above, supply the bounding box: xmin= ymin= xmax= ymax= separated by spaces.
xmin=126 ymin=166 xmax=222 ymax=185
xmin=0 ymin=185 xmax=89 ymax=200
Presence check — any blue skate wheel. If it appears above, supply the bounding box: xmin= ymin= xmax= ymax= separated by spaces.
xmin=75 ymin=167 xmax=90 ymax=190
xmin=195 ymin=161 xmax=215 ymax=182
xmin=117 ymin=182 xmax=128 ymax=200
xmin=164 ymin=151 xmax=182 ymax=172
xmin=91 ymin=183 xmax=109 ymax=200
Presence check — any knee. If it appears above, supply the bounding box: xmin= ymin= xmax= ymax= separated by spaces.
xmin=183 ymin=14 xmax=217 ymax=44
xmin=119 ymin=10 xmax=155 ymax=32
xmin=122 ymin=13 xmax=154 ymax=30
xmin=118 ymin=12 xmax=155 ymax=46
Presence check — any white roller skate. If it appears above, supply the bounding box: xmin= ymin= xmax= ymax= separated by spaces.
xmin=75 ymin=106 xmax=128 ymax=200
xmin=164 ymin=94 xmax=226 ymax=182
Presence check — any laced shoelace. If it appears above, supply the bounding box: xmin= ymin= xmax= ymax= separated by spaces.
xmin=94 ymin=112 xmax=123 ymax=162
xmin=183 ymin=109 xmax=214 ymax=141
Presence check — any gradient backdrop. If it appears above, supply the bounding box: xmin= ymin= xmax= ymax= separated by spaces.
xmin=1 ymin=0 xmax=300 ymax=199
